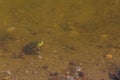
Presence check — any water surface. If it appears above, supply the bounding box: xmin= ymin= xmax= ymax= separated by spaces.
xmin=0 ymin=0 xmax=120 ymax=80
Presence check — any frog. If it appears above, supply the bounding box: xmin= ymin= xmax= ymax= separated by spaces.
xmin=23 ymin=40 xmax=44 ymax=55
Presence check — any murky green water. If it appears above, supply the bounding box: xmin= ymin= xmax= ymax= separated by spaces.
xmin=0 ymin=0 xmax=120 ymax=80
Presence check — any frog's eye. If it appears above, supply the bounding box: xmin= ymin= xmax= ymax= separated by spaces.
xmin=37 ymin=41 xmax=44 ymax=47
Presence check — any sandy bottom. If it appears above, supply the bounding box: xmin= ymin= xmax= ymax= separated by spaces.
xmin=0 ymin=0 xmax=120 ymax=80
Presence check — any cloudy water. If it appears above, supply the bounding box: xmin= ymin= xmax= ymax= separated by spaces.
xmin=0 ymin=0 xmax=120 ymax=80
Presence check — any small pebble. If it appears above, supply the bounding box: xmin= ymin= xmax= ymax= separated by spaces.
xmin=2 ymin=71 xmax=14 ymax=75
xmin=78 ymin=71 xmax=85 ymax=77
xmin=3 ymin=75 xmax=11 ymax=80
xmin=69 ymin=61 xmax=75 ymax=66
xmin=49 ymin=72 xmax=59 ymax=76
xmin=25 ymin=70 xmax=29 ymax=74
xmin=38 ymin=55 xmax=43 ymax=59
xmin=42 ymin=65 xmax=48 ymax=70
xmin=33 ymin=71 xmax=38 ymax=75
xmin=66 ymin=76 xmax=75 ymax=80
xmin=16 ymin=39 xmax=21 ymax=43
xmin=101 ymin=34 xmax=108 ymax=38
xmin=74 ymin=66 xmax=81 ymax=72
xmin=106 ymin=54 xmax=113 ymax=59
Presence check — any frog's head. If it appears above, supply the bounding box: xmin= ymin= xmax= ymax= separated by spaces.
xmin=36 ymin=41 xmax=44 ymax=47
xmin=31 ymin=40 xmax=44 ymax=48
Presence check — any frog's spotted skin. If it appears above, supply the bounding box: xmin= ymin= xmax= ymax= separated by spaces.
xmin=23 ymin=41 xmax=44 ymax=54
